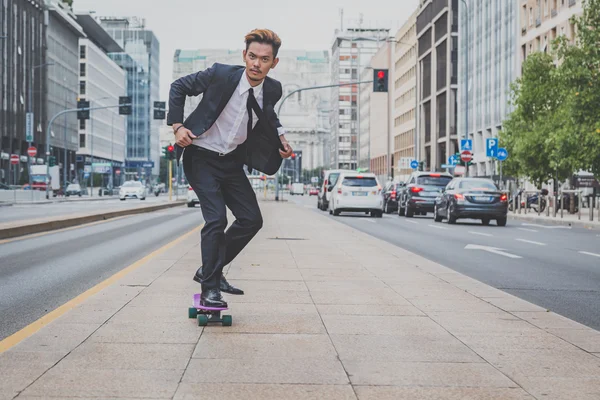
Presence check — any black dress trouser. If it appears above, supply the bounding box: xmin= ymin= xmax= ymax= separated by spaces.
xmin=183 ymin=145 xmax=263 ymax=291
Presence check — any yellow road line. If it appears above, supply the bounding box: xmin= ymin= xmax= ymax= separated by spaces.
xmin=0 ymin=216 xmax=130 ymax=245
xmin=0 ymin=224 xmax=202 ymax=353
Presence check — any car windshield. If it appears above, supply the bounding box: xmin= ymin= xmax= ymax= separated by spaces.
xmin=342 ymin=177 xmax=378 ymax=187
xmin=328 ymin=173 xmax=341 ymax=186
xmin=459 ymin=180 xmax=498 ymax=190
xmin=122 ymin=181 xmax=142 ymax=188
xmin=417 ymin=176 xmax=452 ymax=186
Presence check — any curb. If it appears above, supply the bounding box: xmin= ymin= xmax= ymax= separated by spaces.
xmin=509 ymin=213 xmax=599 ymax=230
xmin=0 ymin=201 xmax=186 ymax=240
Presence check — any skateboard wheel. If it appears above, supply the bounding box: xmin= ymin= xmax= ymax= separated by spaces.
xmin=197 ymin=315 xmax=209 ymax=326
xmin=188 ymin=307 xmax=198 ymax=319
xmin=222 ymin=315 xmax=232 ymax=326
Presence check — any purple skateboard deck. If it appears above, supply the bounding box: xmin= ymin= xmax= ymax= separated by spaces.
xmin=192 ymin=293 xmax=228 ymax=311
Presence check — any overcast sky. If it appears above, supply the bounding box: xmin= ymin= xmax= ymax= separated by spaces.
xmin=73 ymin=0 xmax=419 ymax=100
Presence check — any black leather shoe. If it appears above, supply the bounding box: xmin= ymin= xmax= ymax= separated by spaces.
xmin=193 ymin=268 xmax=244 ymax=295
xmin=200 ymin=288 xmax=228 ymax=308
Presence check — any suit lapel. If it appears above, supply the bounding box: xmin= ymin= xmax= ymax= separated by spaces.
xmin=215 ymin=67 xmax=245 ymax=118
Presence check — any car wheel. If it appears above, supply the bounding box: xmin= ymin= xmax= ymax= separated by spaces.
xmin=497 ymin=216 xmax=507 ymax=227
xmin=120 ymin=198 xmax=126 ymax=201
xmin=187 ymin=203 xmax=195 ymax=208
xmin=333 ymin=209 xmax=340 ymax=216
xmin=384 ymin=202 xmax=388 ymax=214
xmin=447 ymin=207 xmax=457 ymax=224
xmin=398 ymin=205 xmax=405 ymax=216
xmin=434 ymin=205 xmax=443 ymax=222
xmin=140 ymin=197 xmax=146 ymax=200
xmin=481 ymin=218 xmax=490 ymax=226
xmin=405 ymin=205 xmax=414 ymax=218
xmin=329 ymin=208 xmax=333 ymax=215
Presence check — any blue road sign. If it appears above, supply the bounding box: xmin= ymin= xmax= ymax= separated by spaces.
xmin=486 ymin=138 xmax=499 ymax=158
xmin=410 ymin=160 xmax=419 ymax=169
xmin=441 ymin=164 xmax=455 ymax=169
xmin=460 ymin=139 xmax=473 ymax=152
xmin=497 ymin=148 xmax=508 ymax=161
xmin=83 ymin=173 xmax=90 ymax=179
xmin=448 ymin=156 xmax=458 ymax=166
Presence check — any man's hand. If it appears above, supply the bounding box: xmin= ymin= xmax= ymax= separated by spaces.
xmin=174 ymin=124 xmax=197 ymax=147
xmin=279 ymin=136 xmax=293 ymax=159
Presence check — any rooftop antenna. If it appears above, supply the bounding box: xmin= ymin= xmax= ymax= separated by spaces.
xmin=340 ymin=8 xmax=344 ymax=31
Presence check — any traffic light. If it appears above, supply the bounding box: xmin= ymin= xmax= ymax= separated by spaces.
xmin=48 ymin=156 xmax=56 ymax=167
xmin=373 ymin=69 xmax=388 ymax=93
xmin=119 ymin=96 xmax=132 ymax=115
xmin=153 ymin=101 xmax=166 ymax=120
xmin=291 ymin=153 xmax=296 ymax=160
xmin=161 ymin=145 xmax=167 ymax=159
xmin=77 ymin=100 xmax=90 ymax=120
xmin=418 ymin=161 xmax=424 ymax=171
xmin=167 ymin=144 xmax=175 ymax=160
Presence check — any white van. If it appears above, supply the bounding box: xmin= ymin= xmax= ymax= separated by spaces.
xmin=290 ymin=182 xmax=304 ymax=195
xmin=317 ymin=169 xmax=356 ymax=211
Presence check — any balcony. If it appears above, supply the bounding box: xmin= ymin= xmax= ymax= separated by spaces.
xmin=551 ymin=8 xmax=557 ymax=17
xmin=569 ymin=0 xmax=576 ymax=6
xmin=536 ymin=17 xmax=541 ymax=27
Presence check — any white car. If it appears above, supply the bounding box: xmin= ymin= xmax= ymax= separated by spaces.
xmin=187 ymin=185 xmax=199 ymax=207
xmin=317 ymin=169 xmax=356 ymax=211
xmin=119 ymin=181 xmax=146 ymax=200
xmin=328 ymin=172 xmax=383 ymax=217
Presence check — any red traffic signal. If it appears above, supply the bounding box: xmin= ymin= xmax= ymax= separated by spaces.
xmin=377 ymin=70 xmax=385 ymax=79
xmin=373 ymin=69 xmax=388 ymax=93
xmin=167 ymin=145 xmax=174 ymax=152
xmin=291 ymin=153 xmax=296 ymax=160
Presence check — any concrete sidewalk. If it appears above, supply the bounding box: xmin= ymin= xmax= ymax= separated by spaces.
xmin=1 ymin=201 xmax=600 ymax=399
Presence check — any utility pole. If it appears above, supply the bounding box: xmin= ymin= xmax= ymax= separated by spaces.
xmin=461 ymin=0 xmax=469 ymax=177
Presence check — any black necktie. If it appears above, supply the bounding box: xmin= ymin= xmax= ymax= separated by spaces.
xmin=247 ymin=88 xmax=255 ymax=136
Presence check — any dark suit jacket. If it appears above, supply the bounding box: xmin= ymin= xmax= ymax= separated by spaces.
xmin=167 ymin=63 xmax=285 ymax=175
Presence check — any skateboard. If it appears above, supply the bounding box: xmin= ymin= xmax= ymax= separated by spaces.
xmin=188 ymin=293 xmax=232 ymax=326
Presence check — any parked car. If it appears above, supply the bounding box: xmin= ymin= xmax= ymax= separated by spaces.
xmin=187 ymin=185 xmax=200 ymax=207
xmin=434 ymin=177 xmax=508 ymax=226
xmin=328 ymin=172 xmax=383 ymax=218
xmin=290 ymin=182 xmax=304 ymax=195
xmin=317 ymin=169 xmax=355 ymax=211
xmin=309 ymin=187 xmax=319 ymax=196
xmin=398 ymin=171 xmax=453 ymax=217
xmin=65 ymin=183 xmax=83 ymax=197
xmin=383 ymin=182 xmax=405 ymax=214
xmin=119 ymin=181 xmax=146 ymax=200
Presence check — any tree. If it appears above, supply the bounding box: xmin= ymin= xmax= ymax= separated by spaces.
xmin=500 ymin=0 xmax=600 ymax=184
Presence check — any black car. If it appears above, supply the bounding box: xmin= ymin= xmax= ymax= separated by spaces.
xmin=383 ymin=182 xmax=405 ymax=214
xmin=433 ymin=178 xmax=508 ymax=226
xmin=398 ymin=172 xmax=453 ymax=217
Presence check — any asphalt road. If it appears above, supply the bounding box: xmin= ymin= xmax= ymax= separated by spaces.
xmin=0 ymin=206 xmax=203 ymax=341
xmin=0 ymin=193 xmax=187 ymax=224
xmin=292 ymin=195 xmax=600 ymax=331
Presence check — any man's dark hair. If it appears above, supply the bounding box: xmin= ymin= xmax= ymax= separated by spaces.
xmin=245 ymin=29 xmax=282 ymax=58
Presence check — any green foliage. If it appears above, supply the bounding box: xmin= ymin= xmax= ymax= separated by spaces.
xmin=500 ymin=0 xmax=600 ymax=184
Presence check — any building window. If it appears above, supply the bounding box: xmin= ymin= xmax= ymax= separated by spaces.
xmin=79 ymin=63 xmax=86 ymax=77
xmin=79 ymin=81 xmax=86 ymax=95
xmin=79 ymin=133 xmax=86 ymax=147
xmin=80 ymin=119 xmax=86 ymax=130
xmin=529 ymin=7 xmax=533 ymax=25
xmin=79 ymin=45 xmax=86 ymax=59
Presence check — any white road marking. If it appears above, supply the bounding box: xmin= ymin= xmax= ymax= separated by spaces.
xmin=404 ymin=220 xmax=418 ymax=224
xmin=579 ymin=251 xmax=600 ymax=258
xmin=522 ymin=223 xmax=571 ymax=230
xmin=469 ymin=231 xmax=493 ymax=237
xmin=518 ymin=228 xmax=539 ymax=233
xmin=362 ymin=219 xmax=376 ymax=223
xmin=465 ymin=244 xmax=522 ymax=259
xmin=428 ymin=224 xmax=449 ymax=230
xmin=515 ymin=238 xmax=546 ymax=246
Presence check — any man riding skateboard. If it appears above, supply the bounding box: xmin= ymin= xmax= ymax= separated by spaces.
xmin=167 ymin=29 xmax=293 ymax=308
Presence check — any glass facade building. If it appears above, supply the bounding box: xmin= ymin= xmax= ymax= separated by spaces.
xmin=458 ymin=0 xmax=519 ymax=177
xmin=99 ymin=17 xmax=160 ymax=180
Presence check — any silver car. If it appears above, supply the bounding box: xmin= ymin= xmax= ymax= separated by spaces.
xmin=119 ymin=181 xmax=146 ymax=201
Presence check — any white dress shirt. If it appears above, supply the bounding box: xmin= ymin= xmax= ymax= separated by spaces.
xmin=192 ymin=73 xmax=285 ymax=154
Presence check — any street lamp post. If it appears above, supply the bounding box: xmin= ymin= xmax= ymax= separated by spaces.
xmin=460 ymin=0 xmax=470 ymax=177
xmin=28 ymin=62 xmax=54 ymax=197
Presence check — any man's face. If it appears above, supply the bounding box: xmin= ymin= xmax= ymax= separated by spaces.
xmin=243 ymin=42 xmax=279 ymax=83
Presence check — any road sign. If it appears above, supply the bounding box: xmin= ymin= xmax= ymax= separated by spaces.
xmin=83 ymin=165 xmax=91 ymax=173
xmin=410 ymin=160 xmax=419 ymax=169
xmin=115 ymin=170 xmax=121 ymax=175
xmin=27 ymin=147 xmax=37 ymax=158
xmin=84 ymin=173 xmax=90 ymax=179
xmin=460 ymin=139 xmax=473 ymax=152
xmin=486 ymin=138 xmax=499 ymax=158
xmin=399 ymin=157 xmax=412 ymax=169
xmin=441 ymin=164 xmax=455 ymax=169
xmin=460 ymin=150 xmax=473 ymax=162
xmin=448 ymin=155 xmax=458 ymax=166
xmin=26 ymin=112 xmax=34 ymax=142
xmin=311 ymin=177 xmax=318 ymax=183
xmin=454 ymin=165 xmax=466 ymax=176
xmin=497 ymin=148 xmax=508 ymax=161
xmin=10 ymin=154 xmax=19 ymax=165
